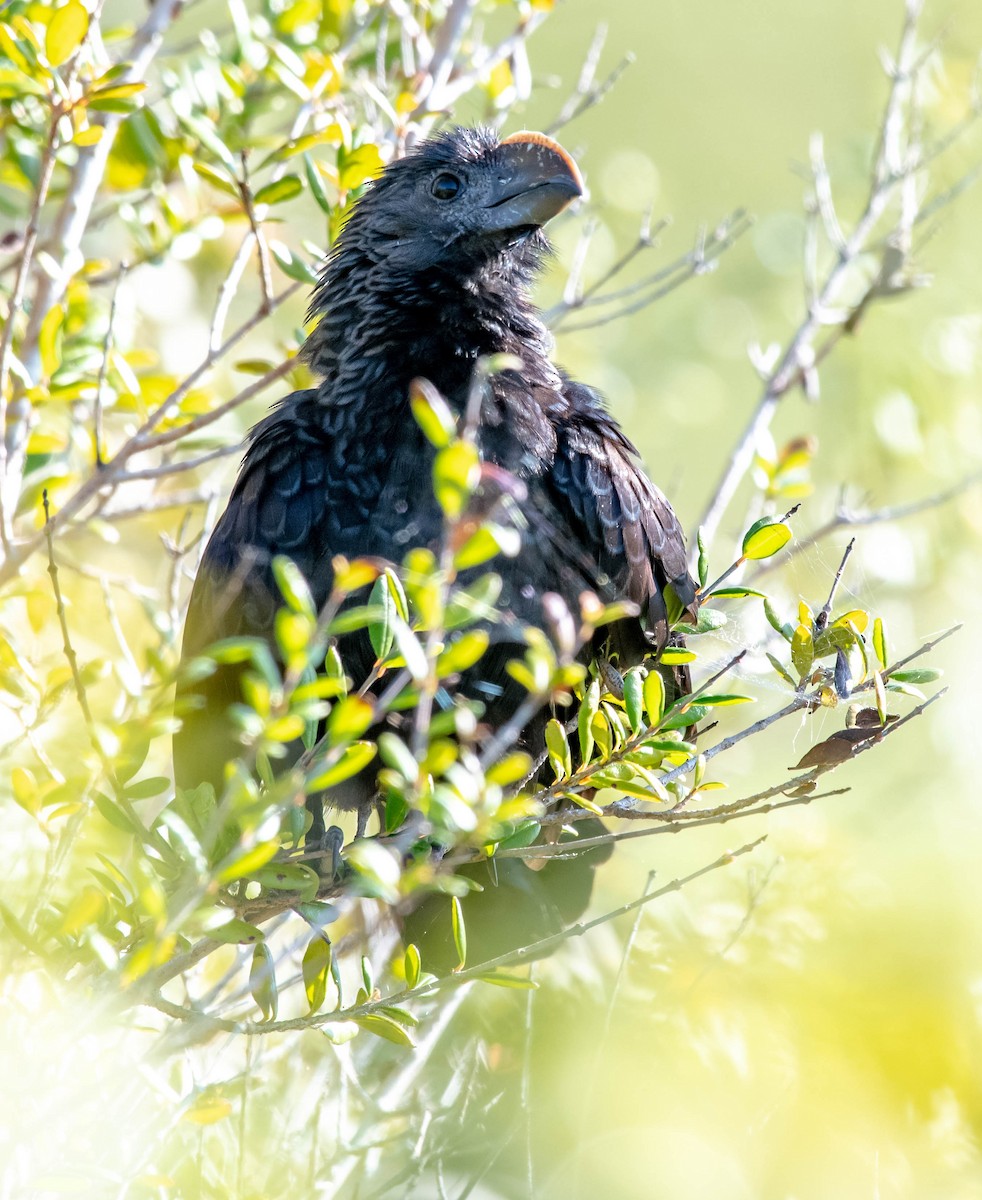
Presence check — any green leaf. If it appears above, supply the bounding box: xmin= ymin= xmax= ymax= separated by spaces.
xmin=477 ymin=972 xmax=539 ymax=989
xmin=888 ymin=668 xmax=942 ymax=684
xmin=873 ymin=617 xmax=889 ymax=669
xmin=742 ymin=520 xmax=792 ymax=560
xmin=404 ymin=943 xmax=421 ymax=989
xmin=696 ymin=527 xmax=709 ymax=589
xmin=124 ymin=776 xmax=170 ymax=800
xmin=791 ymin=624 xmax=814 ymax=678
xmin=391 ymin=616 xmax=428 ymax=681
xmin=694 ymin=607 xmax=728 ymax=634
xmin=216 ymin=839 xmax=280 ymax=884
xmin=623 ymin=667 xmax=644 ymax=732
xmin=378 ymin=732 xmax=419 ymax=782
xmin=763 ymin=598 xmax=793 ymax=640
xmin=272 ymin=556 xmax=314 ymax=615
xmin=209 ymin=918 xmax=265 ymax=945
xmin=193 ymin=161 xmax=239 ymax=197
xmin=303 ymin=153 xmax=332 ymax=214
xmin=660 ymin=648 xmax=695 ymax=666
xmin=766 ymin=652 xmax=797 ymax=687
xmin=410 ymin=378 xmax=456 ymax=448
xmin=338 ymin=143 xmax=385 ymax=190
xmin=270 ymin=243 xmax=318 ymax=283
xmin=46 ymin=1 xmax=88 ymax=66
xmin=86 ymin=82 xmax=147 ymax=111
xmin=254 ymin=175 xmax=303 ymax=206
xmin=545 ymin=717 xmax=572 ymax=780
xmin=436 ymin=630 xmax=489 ymax=676
xmin=302 ymin=933 xmax=332 ymax=1014
xmin=354 ymin=1014 xmax=415 ymax=1048
xmin=708 ymin=586 xmax=767 ymax=599
xmin=486 ymin=752 xmax=533 ymax=787
xmin=453 ymin=523 xmax=520 ymax=569
xmin=177 ymin=110 xmax=237 ymax=172
xmin=368 ymin=572 xmax=398 ymax=660
xmin=306 ymin=741 xmax=376 ymax=791
xmin=660 ymin=704 xmax=708 ymax=732
xmin=253 ymin=862 xmax=320 ymax=896
xmin=451 ymin=896 xmax=466 ymax=969
xmin=433 ymin=441 xmax=479 ymax=520
xmin=643 ymin=670 xmax=665 ymax=725
xmin=698 ymin=694 xmax=755 ymax=707
xmin=327 ymin=695 xmax=374 ymax=741
xmin=297 ymin=900 xmax=340 ymax=929
xmin=249 ymin=942 xmax=277 ymax=1020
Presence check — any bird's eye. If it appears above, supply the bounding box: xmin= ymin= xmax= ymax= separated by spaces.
xmin=431 ymin=173 xmax=462 ymax=201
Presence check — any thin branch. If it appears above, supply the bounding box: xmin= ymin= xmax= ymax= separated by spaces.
xmin=0 ymin=105 xmax=63 ymax=549
xmin=547 ymin=212 xmax=749 ymax=333
xmin=760 ymin=469 xmax=982 ymax=574
xmin=546 ymin=25 xmax=633 ymax=136
xmin=6 ymin=0 xmax=185 ymax=525
xmin=0 ymin=295 xmax=300 ymax=582
xmin=93 ymin=262 xmax=128 ymax=468
xmin=695 ymin=1 xmax=955 ymax=552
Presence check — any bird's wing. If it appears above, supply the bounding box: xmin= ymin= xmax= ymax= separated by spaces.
xmin=175 ymin=391 xmax=347 ymax=790
xmin=541 ymin=379 xmax=697 ymax=649
xmin=181 ymin=392 xmax=338 ymax=659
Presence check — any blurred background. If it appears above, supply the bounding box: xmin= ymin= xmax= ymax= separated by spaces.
xmin=3 ymin=0 xmax=982 ymax=1196
xmin=512 ymin=2 xmax=982 ymax=1195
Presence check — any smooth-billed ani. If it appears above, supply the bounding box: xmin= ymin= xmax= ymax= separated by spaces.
xmin=174 ymin=128 xmax=696 ymax=914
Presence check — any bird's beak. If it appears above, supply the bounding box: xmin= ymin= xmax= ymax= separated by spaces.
xmin=484 ymin=132 xmax=584 ymax=231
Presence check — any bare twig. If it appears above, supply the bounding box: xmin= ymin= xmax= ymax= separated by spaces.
xmin=8 ymin=0 xmax=185 ymax=522
xmin=0 ymin=107 xmax=63 ymax=548
xmin=547 ymin=25 xmax=633 ymax=135
xmin=0 ymin=295 xmax=300 ymax=583
xmin=756 ymin=470 xmax=982 ymax=575
xmin=93 ymin=263 xmax=128 ymax=469
xmin=695 ymin=1 xmax=963 ymax=552
xmin=547 ymin=212 xmax=750 ymax=333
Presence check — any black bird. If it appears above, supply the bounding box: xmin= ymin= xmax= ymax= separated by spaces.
xmin=174 ymin=127 xmax=696 ymax=853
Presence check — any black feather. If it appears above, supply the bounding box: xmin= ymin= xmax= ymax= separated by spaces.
xmin=174 ymin=124 xmax=696 ymax=840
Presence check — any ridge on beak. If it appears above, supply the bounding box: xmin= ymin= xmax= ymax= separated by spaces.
xmin=483 ymin=131 xmax=584 ymax=231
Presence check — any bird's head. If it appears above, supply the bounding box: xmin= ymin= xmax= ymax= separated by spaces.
xmin=304 ymin=127 xmax=583 ymax=387
xmin=339 ymin=126 xmax=583 ymax=273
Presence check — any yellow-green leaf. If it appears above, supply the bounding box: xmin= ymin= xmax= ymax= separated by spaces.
xmin=451 ymin=896 xmax=466 ymax=970
xmin=410 ymin=378 xmax=455 ymax=448
xmin=338 ymin=143 xmax=384 ymax=191
xmin=742 ymin=520 xmax=792 ymax=560
xmin=791 ymin=623 xmax=814 ymax=678
xmin=327 ymin=694 xmax=374 ymax=740
xmin=46 ymin=1 xmax=88 ymax=66
xmin=545 ymin=717 xmax=571 ymax=780
xmin=833 ymin=609 xmax=869 ymax=634
xmin=254 ymin=175 xmax=303 ymax=206
xmin=302 ymin=933 xmax=332 ymax=1014
xmin=306 ymin=741 xmax=376 ymax=791
xmin=436 ymin=630 xmax=489 ymax=676
xmin=183 ymin=1091 xmax=233 ymax=1125
xmin=404 ymin=943 xmax=421 ymax=989
xmin=249 ymin=942 xmax=277 ymax=1021
xmin=354 ymin=1013 xmax=415 ymax=1047
xmin=873 ymin=616 xmax=889 ymax=669
xmin=433 ymin=440 xmax=479 ymax=520
xmin=216 ymin=839 xmax=280 ymax=884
